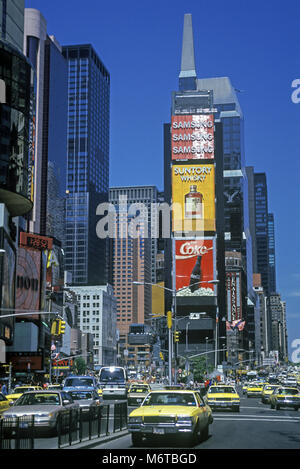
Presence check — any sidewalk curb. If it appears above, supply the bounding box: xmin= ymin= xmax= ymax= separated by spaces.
xmin=62 ymin=429 xmax=130 ymax=449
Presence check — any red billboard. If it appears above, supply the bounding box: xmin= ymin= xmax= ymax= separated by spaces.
xmin=175 ymin=238 xmax=216 ymax=296
xmin=171 ymin=114 xmax=214 ymax=161
xmin=226 ymin=272 xmax=242 ymax=322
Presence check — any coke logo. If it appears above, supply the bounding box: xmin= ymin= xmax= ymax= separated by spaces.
xmin=176 ymin=242 xmax=213 ymax=259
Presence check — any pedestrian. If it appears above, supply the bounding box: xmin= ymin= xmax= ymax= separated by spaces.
xmin=1 ymin=382 xmax=7 ymax=395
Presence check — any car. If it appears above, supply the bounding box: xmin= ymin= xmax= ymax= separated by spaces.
xmin=66 ymin=388 xmax=102 ymax=419
xmin=206 ymin=385 xmax=240 ymax=412
xmin=246 ymin=382 xmax=264 ymax=397
xmin=128 ymin=389 xmax=213 ymax=447
xmin=127 ymin=384 xmax=151 ymax=406
xmin=284 ymin=378 xmax=298 ymax=387
xmin=46 ymin=384 xmax=62 ymax=390
xmin=63 ymin=375 xmax=99 ymax=392
xmin=5 ymin=385 xmax=43 ymax=404
xmin=261 ymin=384 xmax=280 ymax=404
xmin=269 ymin=387 xmax=300 ymax=411
xmin=1 ymin=390 xmax=79 ymax=436
xmin=0 ymin=392 xmax=10 ymax=415
xmin=242 ymin=382 xmax=249 ymax=394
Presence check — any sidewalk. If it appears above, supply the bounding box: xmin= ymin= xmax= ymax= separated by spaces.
xmin=62 ymin=429 xmax=129 ymax=449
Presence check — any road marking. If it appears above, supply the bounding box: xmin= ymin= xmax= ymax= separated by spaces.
xmin=213 ymin=417 xmax=300 ymax=422
xmin=214 ymin=413 xmax=300 ymax=420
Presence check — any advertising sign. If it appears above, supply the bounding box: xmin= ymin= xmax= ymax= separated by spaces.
xmin=20 ymin=232 xmax=53 ymax=251
xmin=175 ymin=238 xmax=216 ymax=297
xmin=16 ymin=247 xmax=41 ymax=317
xmin=7 ymin=352 xmax=43 ymax=371
xmin=171 ymin=114 xmax=214 ymax=161
xmin=172 ymin=163 xmax=215 ymax=232
xmin=226 ymin=272 xmax=242 ymax=322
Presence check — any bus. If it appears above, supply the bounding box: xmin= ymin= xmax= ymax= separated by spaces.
xmin=98 ymin=366 xmax=127 ymax=400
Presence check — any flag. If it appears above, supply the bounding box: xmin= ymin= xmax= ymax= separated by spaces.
xmin=226 ymin=321 xmax=232 ymax=331
xmin=237 ymin=321 xmax=245 ymax=331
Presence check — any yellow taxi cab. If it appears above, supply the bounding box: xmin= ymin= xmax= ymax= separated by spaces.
xmin=261 ymin=384 xmax=280 ymax=404
xmin=246 ymin=381 xmax=264 ymax=398
xmin=269 ymin=386 xmax=300 ymax=411
xmin=5 ymin=385 xmax=43 ymax=404
xmin=127 ymin=383 xmax=151 ymax=406
xmin=206 ymin=384 xmax=240 ymax=412
xmin=128 ymin=389 xmax=213 ymax=447
xmin=242 ymin=382 xmax=249 ymax=395
xmin=0 ymin=392 xmax=10 ymax=415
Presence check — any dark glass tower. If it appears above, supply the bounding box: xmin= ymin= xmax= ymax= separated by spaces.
xmin=268 ymin=213 xmax=276 ymax=294
xmin=254 ymin=172 xmax=269 ymax=296
xmin=62 ymin=44 xmax=110 ymax=285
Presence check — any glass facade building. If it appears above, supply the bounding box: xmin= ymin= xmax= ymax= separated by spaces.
xmin=0 ymin=0 xmax=24 ymax=52
xmin=268 ymin=213 xmax=276 ymax=294
xmin=62 ymin=44 xmax=110 ymax=285
xmin=254 ymin=172 xmax=269 ymax=296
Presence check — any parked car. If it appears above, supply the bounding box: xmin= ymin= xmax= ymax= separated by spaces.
xmin=128 ymin=390 xmax=213 ymax=447
xmin=1 ymin=390 xmax=79 ymax=436
xmin=206 ymin=385 xmax=240 ymax=412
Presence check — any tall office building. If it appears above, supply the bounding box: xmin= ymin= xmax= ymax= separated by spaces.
xmin=254 ymin=172 xmax=269 ymax=296
xmin=62 ymin=44 xmax=110 ymax=285
xmin=109 ymin=187 xmax=153 ymax=345
xmin=24 ymin=9 xmax=68 ymax=236
xmin=0 ymin=0 xmax=24 ymax=52
xmin=268 ymin=213 xmax=276 ymax=294
xmin=164 ymin=14 xmax=226 ymax=364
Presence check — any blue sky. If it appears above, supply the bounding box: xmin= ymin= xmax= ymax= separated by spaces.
xmin=26 ymin=0 xmax=300 ymax=359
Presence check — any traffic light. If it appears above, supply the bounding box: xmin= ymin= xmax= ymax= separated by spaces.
xmin=159 ymin=352 xmax=164 ymax=361
xmin=166 ymin=311 xmax=172 ymax=329
xmin=51 ymin=320 xmax=59 ymax=336
xmin=174 ymin=331 xmax=180 ymax=342
xmin=58 ymin=320 xmax=66 ymax=335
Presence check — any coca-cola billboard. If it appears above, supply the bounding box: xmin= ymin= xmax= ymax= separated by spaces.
xmin=175 ymin=238 xmax=216 ymax=296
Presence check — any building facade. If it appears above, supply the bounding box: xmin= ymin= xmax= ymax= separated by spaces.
xmin=0 ymin=0 xmax=24 ymax=52
xmin=69 ymin=285 xmax=117 ymax=367
xmin=62 ymin=44 xmax=110 ymax=286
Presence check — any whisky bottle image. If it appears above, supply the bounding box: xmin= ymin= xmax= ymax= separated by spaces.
xmin=189 ymin=255 xmax=202 ymax=292
xmin=185 ymin=185 xmax=203 ymax=219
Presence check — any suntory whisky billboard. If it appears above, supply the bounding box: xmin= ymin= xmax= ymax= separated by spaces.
xmin=171 ymin=163 xmax=216 ymax=233
xmin=175 ymin=238 xmax=216 ymax=297
xmin=171 ymin=114 xmax=214 ymax=161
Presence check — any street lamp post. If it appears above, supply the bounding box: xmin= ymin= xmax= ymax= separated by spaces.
xmin=185 ymin=321 xmax=191 ymax=352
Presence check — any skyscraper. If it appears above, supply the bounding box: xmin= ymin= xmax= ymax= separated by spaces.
xmin=254 ymin=172 xmax=269 ymax=296
xmin=0 ymin=0 xmax=24 ymax=52
xmin=62 ymin=44 xmax=110 ymax=285
xmin=268 ymin=213 xmax=276 ymax=294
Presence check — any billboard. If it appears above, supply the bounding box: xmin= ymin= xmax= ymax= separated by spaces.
xmin=172 ymin=163 xmax=215 ymax=232
xmin=171 ymin=114 xmax=214 ymax=161
xmin=175 ymin=238 xmax=216 ymax=297
xmin=226 ymin=272 xmax=242 ymax=322
xmin=15 ymin=247 xmax=41 ymax=317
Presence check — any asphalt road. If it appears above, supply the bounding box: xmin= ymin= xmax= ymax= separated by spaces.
xmin=91 ymin=394 xmax=300 ymax=450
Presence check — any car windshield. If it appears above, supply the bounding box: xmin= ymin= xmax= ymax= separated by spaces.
xmin=130 ymin=386 xmax=148 ymax=393
xmin=16 ymin=393 xmax=60 ymax=406
xmin=68 ymin=391 xmax=94 ymax=400
xmin=64 ymin=378 xmax=94 ymax=387
xmin=99 ymin=369 xmax=125 ymax=382
xmin=208 ymin=387 xmax=236 ymax=394
xmin=278 ymin=388 xmax=299 ymax=395
xmin=143 ymin=393 xmax=197 ymax=406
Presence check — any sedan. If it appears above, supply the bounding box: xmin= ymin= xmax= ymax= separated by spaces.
xmin=128 ymin=390 xmax=213 ymax=447
xmin=67 ymin=389 xmax=101 ymax=420
xmin=127 ymin=384 xmax=151 ymax=406
xmin=206 ymin=385 xmax=240 ymax=412
xmin=5 ymin=385 xmax=43 ymax=404
xmin=269 ymin=387 xmax=300 ymax=411
xmin=1 ymin=390 xmax=79 ymax=436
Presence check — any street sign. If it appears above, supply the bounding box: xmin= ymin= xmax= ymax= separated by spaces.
xmin=189 ymin=313 xmax=202 ymax=319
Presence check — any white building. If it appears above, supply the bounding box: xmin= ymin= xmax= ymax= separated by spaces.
xmin=69 ymin=285 xmax=117 ymax=367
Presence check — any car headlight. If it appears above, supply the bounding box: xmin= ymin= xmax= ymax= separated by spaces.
xmin=129 ymin=416 xmax=143 ymax=423
xmin=177 ymin=416 xmax=193 ymax=425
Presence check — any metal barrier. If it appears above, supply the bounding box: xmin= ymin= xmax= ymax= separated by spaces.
xmin=0 ymin=401 xmax=128 ymax=449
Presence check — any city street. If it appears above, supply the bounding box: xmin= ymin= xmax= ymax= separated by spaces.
xmin=92 ymin=395 xmax=300 ymax=450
